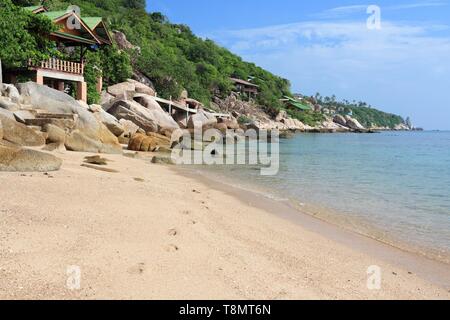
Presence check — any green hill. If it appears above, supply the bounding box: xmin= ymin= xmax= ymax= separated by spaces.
xmin=14 ymin=0 xmax=290 ymax=110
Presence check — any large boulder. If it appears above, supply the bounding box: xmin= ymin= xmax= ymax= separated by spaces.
xmin=43 ymin=124 xmax=67 ymax=144
xmin=119 ymin=119 xmax=140 ymax=137
xmin=17 ymin=82 xmax=122 ymax=154
xmin=107 ymin=81 xmax=136 ymax=97
xmin=333 ymin=114 xmax=347 ymax=127
xmin=127 ymin=79 xmax=155 ymax=96
xmin=128 ymin=133 xmax=171 ymax=152
xmin=0 ymin=145 xmax=62 ymax=172
xmin=133 ymin=94 xmax=179 ymax=131
xmin=0 ymin=111 xmax=45 ymax=146
xmin=89 ymin=104 xmax=124 ymax=137
xmin=0 ymin=97 xmax=20 ymax=112
xmin=108 ymin=101 xmax=159 ymax=133
xmin=65 ymin=130 xmax=102 ymax=153
xmin=0 ymin=84 xmax=21 ymax=103
xmin=100 ymin=91 xmax=115 ymax=106
xmin=345 ymin=116 xmax=365 ymax=130
xmin=187 ymin=109 xmax=217 ymax=129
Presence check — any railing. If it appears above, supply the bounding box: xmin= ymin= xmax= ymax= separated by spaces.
xmin=28 ymin=58 xmax=84 ymax=75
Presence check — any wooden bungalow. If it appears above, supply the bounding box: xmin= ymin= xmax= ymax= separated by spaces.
xmin=230 ymin=78 xmax=259 ymax=99
xmin=6 ymin=6 xmax=112 ymax=102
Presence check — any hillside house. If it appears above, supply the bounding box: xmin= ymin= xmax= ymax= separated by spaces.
xmin=230 ymin=77 xmax=259 ymax=99
xmin=4 ymin=6 xmax=112 ymax=102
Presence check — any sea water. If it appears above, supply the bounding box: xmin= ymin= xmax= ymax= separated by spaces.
xmin=186 ymin=131 xmax=450 ymax=263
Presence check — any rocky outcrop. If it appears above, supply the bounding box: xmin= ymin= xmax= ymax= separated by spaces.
xmin=0 ymin=119 xmax=3 ymax=140
xmin=345 ymin=116 xmax=365 ymax=130
xmin=394 ymin=123 xmax=410 ymax=131
xmin=132 ymin=70 xmax=155 ymax=90
xmin=113 ymin=31 xmax=140 ymax=54
xmin=17 ymin=82 xmax=122 ymax=154
xmin=0 ymin=111 xmax=45 ymax=146
xmin=333 ymin=114 xmax=347 ymax=127
xmin=0 ymin=144 xmax=62 ymax=172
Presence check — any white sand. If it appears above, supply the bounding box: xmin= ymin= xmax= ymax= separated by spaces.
xmin=0 ymin=151 xmax=449 ymax=300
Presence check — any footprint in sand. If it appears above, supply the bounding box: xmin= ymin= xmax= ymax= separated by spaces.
xmin=182 ymin=210 xmax=191 ymax=215
xmin=134 ymin=178 xmax=145 ymax=182
xmin=168 ymin=228 xmax=178 ymax=236
xmin=127 ymin=262 xmax=145 ymax=275
xmin=165 ymin=244 xmax=179 ymax=252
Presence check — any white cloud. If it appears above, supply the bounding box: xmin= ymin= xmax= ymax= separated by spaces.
xmin=388 ymin=1 xmax=448 ymax=10
xmin=312 ymin=1 xmax=449 ymax=19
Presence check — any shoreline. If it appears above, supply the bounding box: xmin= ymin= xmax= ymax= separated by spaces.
xmin=0 ymin=151 xmax=449 ymax=299
xmin=175 ymin=166 xmax=450 ymax=290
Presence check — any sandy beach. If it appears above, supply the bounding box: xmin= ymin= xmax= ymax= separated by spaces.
xmin=0 ymin=150 xmax=449 ymax=300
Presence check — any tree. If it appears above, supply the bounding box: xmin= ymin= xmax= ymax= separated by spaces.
xmin=0 ymin=0 xmax=57 ymax=69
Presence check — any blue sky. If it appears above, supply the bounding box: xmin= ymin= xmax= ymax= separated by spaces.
xmin=147 ymin=1 xmax=450 ymax=129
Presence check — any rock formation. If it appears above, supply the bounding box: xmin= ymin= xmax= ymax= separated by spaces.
xmin=0 ymin=144 xmax=62 ymax=172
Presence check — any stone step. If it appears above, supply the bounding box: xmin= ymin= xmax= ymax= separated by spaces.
xmin=35 ymin=113 xmax=76 ymax=120
xmin=24 ymin=118 xmax=75 ymax=130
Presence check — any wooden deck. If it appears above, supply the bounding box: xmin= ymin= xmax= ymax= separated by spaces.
xmin=153 ymin=96 xmax=198 ymax=114
xmin=28 ymin=58 xmax=84 ymax=75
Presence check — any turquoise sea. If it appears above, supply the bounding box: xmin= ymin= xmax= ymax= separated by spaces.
xmin=188 ymin=131 xmax=450 ymax=263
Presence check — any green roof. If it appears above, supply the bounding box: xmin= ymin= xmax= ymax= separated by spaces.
xmin=284 ymin=96 xmax=312 ymax=111
xmin=52 ymin=31 xmax=97 ymax=45
xmin=83 ymin=17 xmax=103 ymax=30
xmin=24 ymin=5 xmax=43 ymax=11
xmin=42 ymin=10 xmax=69 ymax=20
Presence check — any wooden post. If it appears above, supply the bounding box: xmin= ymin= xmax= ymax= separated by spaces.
xmin=76 ymin=81 xmax=87 ymax=102
xmin=35 ymin=71 xmax=44 ymax=85
xmin=96 ymin=75 xmax=103 ymax=93
xmin=57 ymin=80 xmax=65 ymax=92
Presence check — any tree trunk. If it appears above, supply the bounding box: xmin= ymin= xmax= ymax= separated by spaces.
xmin=0 ymin=59 xmax=3 ymax=84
